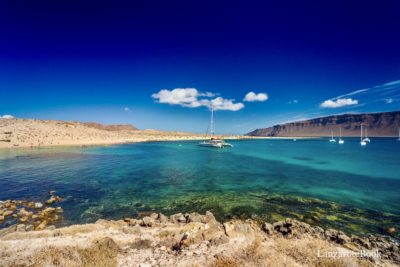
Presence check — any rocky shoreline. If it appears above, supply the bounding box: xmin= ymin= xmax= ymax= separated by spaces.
xmin=0 ymin=209 xmax=399 ymax=266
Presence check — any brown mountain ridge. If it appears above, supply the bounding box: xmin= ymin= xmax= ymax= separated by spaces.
xmin=246 ymin=110 xmax=400 ymax=137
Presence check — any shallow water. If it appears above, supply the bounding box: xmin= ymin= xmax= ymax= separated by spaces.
xmin=0 ymin=138 xmax=399 ymax=237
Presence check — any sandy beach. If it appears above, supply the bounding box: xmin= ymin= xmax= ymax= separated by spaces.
xmin=0 ymin=118 xmax=244 ymax=149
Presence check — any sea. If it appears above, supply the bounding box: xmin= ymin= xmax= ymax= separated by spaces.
xmin=0 ymin=138 xmax=399 ymax=238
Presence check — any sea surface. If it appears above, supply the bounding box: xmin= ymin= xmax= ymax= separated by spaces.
xmin=1 ymin=138 xmax=399 ymax=237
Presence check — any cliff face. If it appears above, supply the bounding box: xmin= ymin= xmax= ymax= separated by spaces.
xmin=246 ymin=111 xmax=400 ymax=137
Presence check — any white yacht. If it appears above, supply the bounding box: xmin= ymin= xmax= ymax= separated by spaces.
xmin=362 ymin=127 xmax=371 ymax=143
xmin=360 ymin=124 xmax=367 ymax=146
xmin=338 ymin=127 xmax=344 ymax=144
xmin=198 ymin=106 xmax=233 ymax=148
xmin=329 ymin=129 xmax=336 ymax=143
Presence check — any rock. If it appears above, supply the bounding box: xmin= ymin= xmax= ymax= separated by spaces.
xmin=3 ymin=210 xmax=13 ymax=217
xmin=17 ymin=208 xmax=31 ymax=217
xmin=157 ymin=213 xmax=168 ymax=223
xmin=19 ymin=216 xmax=28 ymax=223
xmin=34 ymin=202 xmax=43 ymax=209
xmin=324 ymin=229 xmax=350 ymax=244
xmin=141 ymin=216 xmax=156 ymax=227
xmin=0 ymin=215 xmax=4 ymax=222
xmin=204 ymin=211 xmax=216 ymax=224
xmin=43 ymin=207 xmax=56 ymax=214
xmin=56 ymin=207 xmax=63 ymax=213
xmin=351 ymin=235 xmax=371 ymax=249
xmin=262 ymin=222 xmax=274 ymax=235
xmin=384 ymin=227 xmax=396 ymax=235
xmin=337 ymin=233 xmax=351 ymax=244
xmin=25 ymin=224 xmax=34 ymax=231
xmin=16 ymin=224 xmax=26 ymax=232
xmin=45 ymin=196 xmax=57 ymax=204
xmin=186 ymin=212 xmax=203 ymax=223
xmin=223 ymin=220 xmax=255 ymax=238
xmin=150 ymin=213 xmax=159 ymax=219
xmin=46 ymin=225 xmax=56 ymax=230
xmin=170 ymin=213 xmax=186 ymax=223
xmin=32 ymin=214 xmax=38 ymax=219
xmin=49 ymin=190 xmax=56 ymax=195
xmin=35 ymin=220 xmax=48 ymax=230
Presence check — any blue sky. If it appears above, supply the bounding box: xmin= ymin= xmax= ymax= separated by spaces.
xmin=1 ymin=0 xmax=400 ymax=134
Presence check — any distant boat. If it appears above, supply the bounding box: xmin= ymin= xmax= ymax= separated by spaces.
xmin=338 ymin=127 xmax=344 ymax=144
xmin=360 ymin=124 xmax=367 ymax=146
xmin=362 ymin=127 xmax=371 ymax=143
xmin=398 ymin=128 xmax=400 ymax=141
xmin=329 ymin=129 xmax=336 ymax=143
xmin=198 ymin=106 xmax=233 ymax=148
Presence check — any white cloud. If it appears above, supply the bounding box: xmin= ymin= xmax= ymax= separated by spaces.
xmin=124 ymin=107 xmax=130 ymax=111
xmin=320 ymin=98 xmax=359 ymax=108
xmin=385 ymin=98 xmax=394 ymax=104
xmin=0 ymin=114 xmax=15 ymax=119
xmin=209 ymin=97 xmax=244 ymax=111
xmin=151 ymin=88 xmax=244 ymax=111
xmin=287 ymin=99 xmax=299 ymax=104
xmin=243 ymin=92 xmax=268 ymax=102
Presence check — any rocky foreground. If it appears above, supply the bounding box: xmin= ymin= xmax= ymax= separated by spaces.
xmin=0 ymin=211 xmax=399 ymax=267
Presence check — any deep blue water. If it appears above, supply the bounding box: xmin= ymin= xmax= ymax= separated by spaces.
xmin=0 ymin=138 xmax=399 ymax=236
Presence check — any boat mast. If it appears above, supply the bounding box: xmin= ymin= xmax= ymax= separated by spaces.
xmin=210 ymin=105 xmax=214 ymax=136
xmin=360 ymin=124 xmax=363 ymax=141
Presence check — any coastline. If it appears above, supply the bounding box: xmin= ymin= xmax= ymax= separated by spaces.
xmin=0 ymin=210 xmax=398 ymax=267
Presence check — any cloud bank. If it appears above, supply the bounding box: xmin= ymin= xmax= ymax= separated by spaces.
xmin=152 ymin=88 xmax=244 ymax=111
xmin=320 ymin=98 xmax=358 ymax=108
xmin=243 ymin=92 xmax=268 ymax=102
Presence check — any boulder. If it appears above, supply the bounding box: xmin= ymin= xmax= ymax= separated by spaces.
xmin=141 ymin=216 xmax=156 ymax=227
xmin=34 ymin=202 xmax=43 ymax=209
xmin=262 ymin=222 xmax=274 ymax=235
xmin=170 ymin=213 xmax=186 ymax=223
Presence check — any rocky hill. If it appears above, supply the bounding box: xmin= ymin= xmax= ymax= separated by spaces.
xmin=246 ymin=110 xmax=400 ymax=137
xmin=83 ymin=122 xmax=138 ymax=131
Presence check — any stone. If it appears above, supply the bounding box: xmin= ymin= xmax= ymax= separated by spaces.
xmin=25 ymin=224 xmax=34 ymax=231
xmin=56 ymin=207 xmax=63 ymax=213
xmin=16 ymin=224 xmax=26 ymax=232
xmin=35 ymin=220 xmax=48 ymax=230
xmin=3 ymin=210 xmax=13 ymax=217
xmin=34 ymin=202 xmax=43 ymax=209
xmin=186 ymin=212 xmax=203 ymax=223
xmin=0 ymin=215 xmax=4 ymax=222
xmin=45 ymin=196 xmax=57 ymax=204
xmin=43 ymin=207 xmax=56 ymax=214
xmin=141 ymin=216 xmax=156 ymax=227
xmin=262 ymin=222 xmax=274 ymax=235
xmin=19 ymin=216 xmax=28 ymax=223
xmin=384 ymin=227 xmax=396 ymax=235
xmin=157 ymin=213 xmax=168 ymax=223
xmin=170 ymin=213 xmax=186 ymax=223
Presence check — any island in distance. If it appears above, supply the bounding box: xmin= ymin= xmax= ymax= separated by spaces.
xmin=246 ymin=110 xmax=400 ymax=137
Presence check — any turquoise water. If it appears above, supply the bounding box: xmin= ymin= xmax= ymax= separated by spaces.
xmin=0 ymin=138 xmax=399 ymax=237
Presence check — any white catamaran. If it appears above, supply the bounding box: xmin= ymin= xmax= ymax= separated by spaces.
xmin=198 ymin=106 xmax=233 ymax=148
xmin=360 ymin=124 xmax=367 ymax=146
xmin=338 ymin=127 xmax=344 ymax=144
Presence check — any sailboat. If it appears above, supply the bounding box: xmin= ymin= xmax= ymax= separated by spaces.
xmin=362 ymin=127 xmax=371 ymax=143
xmin=338 ymin=127 xmax=344 ymax=144
xmin=329 ymin=129 xmax=336 ymax=143
xmin=198 ymin=106 xmax=233 ymax=148
xmin=360 ymin=124 xmax=367 ymax=146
